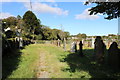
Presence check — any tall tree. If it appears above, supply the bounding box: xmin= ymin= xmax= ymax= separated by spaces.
xmin=23 ymin=11 xmax=40 ymax=39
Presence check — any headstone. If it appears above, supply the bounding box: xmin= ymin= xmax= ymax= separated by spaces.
xmin=108 ymin=42 xmax=120 ymax=69
xmin=94 ymin=36 xmax=106 ymax=63
xmin=75 ymin=42 xmax=77 ymax=52
xmin=57 ymin=39 xmax=60 ymax=47
xmin=79 ymin=41 xmax=83 ymax=56
xmin=92 ymin=37 xmax=95 ymax=48
xmin=55 ymin=40 xmax=57 ymax=46
xmin=19 ymin=37 xmax=23 ymax=48
xmin=63 ymin=38 xmax=66 ymax=51
xmin=70 ymin=42 xmax=75 ymax=53
xmin=88 ymin=41 xmax=91 ymax=47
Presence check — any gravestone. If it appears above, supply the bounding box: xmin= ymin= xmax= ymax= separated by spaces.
xmin=19 ymin=37 xmax=23 ymax=48
xmin=92 ymin=37 xmax=95 ymax=48
xmin=75 ymin=42 xmax=77 ymax=52
xmin=63 ymin=38 xmax=66 ymax=51
xmin=79 ymin=41 xmax=83 ymax=56
xmin=108 ymin=42 xmax=120 ymax=69
xmin=70 ymin=42 xmax=75 ymax=53
xmin=57 ymin=39 xmax=61 ymax=47
xmin=94 ymin=36 xmax=106 ymax=63
xmin=88 ymin=41 xmax=91 ymax=47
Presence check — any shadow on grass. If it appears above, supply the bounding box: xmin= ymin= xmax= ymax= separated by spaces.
xmin=61 ymin=49 xmax=120 ymax=78
xmin=2 ymin=48 xmax=23 ymax=80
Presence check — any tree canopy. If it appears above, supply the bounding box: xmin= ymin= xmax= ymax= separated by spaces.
xmin=23 ymin=11 xmax=40 ymax=33
xmin=2 ymin=10 xmax=70 ymax=41
xmin=85 ymin=1 xmax=120 ymax=20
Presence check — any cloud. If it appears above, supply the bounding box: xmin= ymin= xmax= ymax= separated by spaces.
xmin=43 ymin=0 xmax=55 ymax=2
xmin=0 ymin=0 xmax=55 ymax=2
xmin=0 ymin=0 xmax=29 ymax=2
xmin=0 ymin=12 xmax=14 ymax=19
xmin=0 ymin=0 xmax=92 ymax=2
xmin=75 ymin=8 xmax=100 ymax=20
xmin=24 ymin=2 xmax=69 ymax=15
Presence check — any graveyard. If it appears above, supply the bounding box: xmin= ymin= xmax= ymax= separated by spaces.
xmin=1 ymin=1 xmax=120 ymax=79
xmin=2 ymin=38 xmax=120 ymax=78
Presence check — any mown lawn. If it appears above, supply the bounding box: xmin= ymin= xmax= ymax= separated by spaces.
xmin=3 ymin=44 xmax=120 ymax=79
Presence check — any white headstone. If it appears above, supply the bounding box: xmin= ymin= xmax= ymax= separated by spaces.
xmin=71 ymin=42 xmax=75 ymax=52
xmin=92 ymin=37 xmax=95 ymax=48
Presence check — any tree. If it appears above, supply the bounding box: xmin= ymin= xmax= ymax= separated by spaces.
xmin=17 ymin=15 xmax=22 ymax=20
xmin=52 ymin=29 xmax=64 ymax=40
xmin=77 ymin=33 xmax=87 ymax=40
xmin=2 ymin=17 xmax=18 ymax=39
xmin=5 ymin=30 xmax=16 ymax=38
xmin=40 ymin=26 xmax=54 ymax=40
xmin=85 ymin=1 xmax=120 ymax=20
xmin=23 ymin=11 xmax=40 ymax=40
xmin=64 ymin=31 xmax=70 ymax=39
xmin=2 ymin=17 xmax=18 ymax=30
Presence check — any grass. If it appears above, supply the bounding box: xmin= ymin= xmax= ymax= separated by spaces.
xmin=3 ymin=44 xmax=120 ymax=79
xmin=9 ymin=45 xmax=40 ymax=78
xmin=3 ymin=44 xmax=40 ymax=79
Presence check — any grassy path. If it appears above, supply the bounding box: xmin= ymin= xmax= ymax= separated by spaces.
xmin=36 ymin=50 xmax=49 ymax=78
xmin=36 ymin=44 xmax=71 ymax=78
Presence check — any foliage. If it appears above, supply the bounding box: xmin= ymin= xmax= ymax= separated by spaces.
xmin=85 ymin=1 xmax=120 ymax=20
xmin=35 ymin=34 xmax=43 ymax=40
xmin=2 ymin=17 xmax=18 ymax=33
xmin=64 ymin=31 xmax=70 ymax=39
xmin=5 ymin=30 xmax=16 ymax=38
xmin=23 ymin=11 xmax=41 ymax=39
xmin=2 ymin=10 xmax=70 ymax=41
xmin=40 ymin=25 xmax=69 ymax=40
xmin=77 ymin=33 xmax=87 ymax=40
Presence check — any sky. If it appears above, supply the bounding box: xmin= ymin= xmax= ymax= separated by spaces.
xmin=1 ymin=1 xmax=118 ymax=36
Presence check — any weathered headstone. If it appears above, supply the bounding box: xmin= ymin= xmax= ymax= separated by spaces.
xmin=92 ymin=37 xmax=95 ymax=48
xmin=57 ymin=39 xmax=61 ymax=47
xmin=63 ymin=38 xmax=66 ymax=51
xmin=19 ymin=37 xmax=23 ymax=48
xmin=88 ymin=41 xmax=91 ymax=47
xmin=94 ymin=36 xmax=106 ymax=63
xmin=75 ymin=42 xmax=77 ymax=52
xmin=70 ymin=42 xmax=75 ymax=53
xmin=79 ymin=41 xmax=83 ymax=56
xmin=108 ymin=42 xmax=120 ymax=69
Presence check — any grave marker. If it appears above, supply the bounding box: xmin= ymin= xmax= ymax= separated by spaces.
xmin=94 ymin=36 xmax=106 ymax=63
xmin=108 ymin=42 xmax=120 ymax=69
xmin=79 ymin=41 xmax=83 ymax=56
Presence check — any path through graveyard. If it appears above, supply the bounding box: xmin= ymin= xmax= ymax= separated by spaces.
xmin=36 ymin=50 xmax=49 ymax=78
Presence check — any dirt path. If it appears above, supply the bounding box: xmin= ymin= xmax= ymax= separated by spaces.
xmin=36 ymin=50 xmax=49 ymax=78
